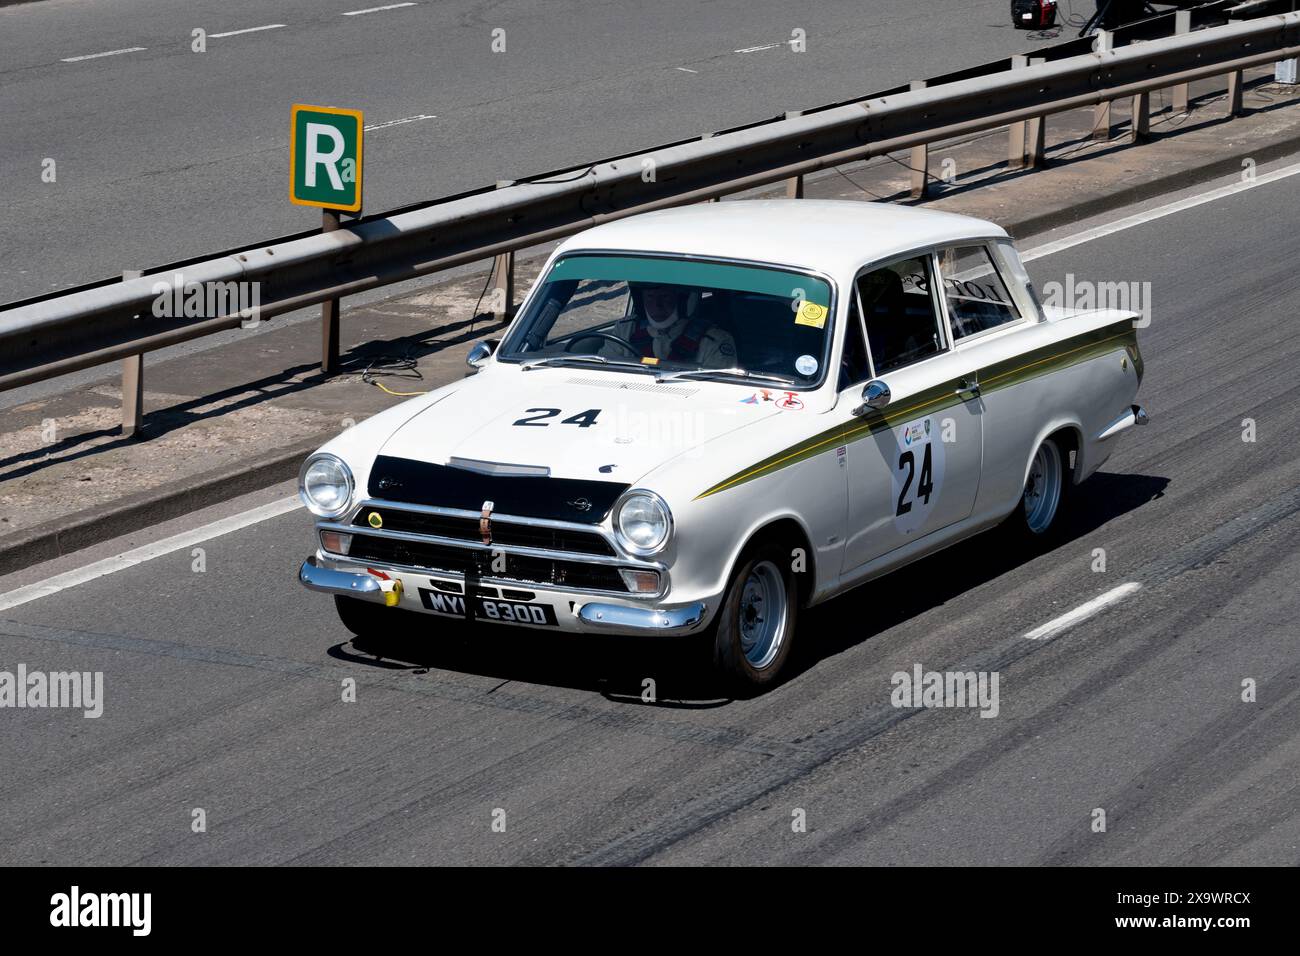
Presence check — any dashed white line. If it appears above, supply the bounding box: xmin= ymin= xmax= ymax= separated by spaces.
xmin=0 ymin=498 xmax=302 ymax=613
xmin=364 ymin=113 xmax=436 ymax=131
xmin=343 ymin=2 xmax=417 ymax=14
xmin=61 ymin=47 xmax=146 ymax=63
xmin=733 ymin=42 xmax=781 ymax=54
xmin=1022 ymin=582 xmax=1142 ymax=641
xmin=210 ymin=24 xmax=287 ymax=39
xmin=676 ymin=67 xmax=699 ymax=73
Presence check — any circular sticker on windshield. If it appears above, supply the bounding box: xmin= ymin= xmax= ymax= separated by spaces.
xmin=795 ymin=354 xmax=818 ymax=377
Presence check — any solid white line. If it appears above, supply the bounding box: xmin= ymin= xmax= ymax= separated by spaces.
xmin=210 ymin=24 xmax=286 ymax=38
xmin=0 ymin=498 xmax=302 ymax=613
xmin=343 ymin=2 xmax=417 ymax=14
xmin=1020 ymin=160 xmax=1300 ymax=262
xmin=1022 ymin=582 xmax=1142 ymax=640
xmin=61 ymin=47 xmax=146 ymax=62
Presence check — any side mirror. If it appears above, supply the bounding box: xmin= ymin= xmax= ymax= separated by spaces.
xmin=862 ymin=379 xmax=891 ymax=410
xmin=466 ymin=339 xmax=497 ymax=369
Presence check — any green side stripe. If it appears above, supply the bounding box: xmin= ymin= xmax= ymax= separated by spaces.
xmin=695 ymin=320 xmax=1137 ymax=500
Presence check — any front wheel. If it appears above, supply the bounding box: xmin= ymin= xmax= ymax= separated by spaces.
xmin=711 ymin=543 xmax=799 ymax=694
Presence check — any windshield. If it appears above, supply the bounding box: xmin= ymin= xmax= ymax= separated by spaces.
xmin=497 ymin=253 xmax=835 ymax=386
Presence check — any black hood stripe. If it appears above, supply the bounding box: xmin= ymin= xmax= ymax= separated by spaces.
xmin=367 ymin=456 xmax=629 ymax=524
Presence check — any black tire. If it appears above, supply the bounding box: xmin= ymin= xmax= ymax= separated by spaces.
xmin=335 ymin=594 xmax=472 ymax=641
xmin=1004 ymin=435 xmax=1071 ymax=542
xmin=711 ymin=542 xmax=800 ymax=694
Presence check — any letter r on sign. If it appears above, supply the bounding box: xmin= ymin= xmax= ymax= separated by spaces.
xmin=305 ymin=124 xmax=345 ymax=190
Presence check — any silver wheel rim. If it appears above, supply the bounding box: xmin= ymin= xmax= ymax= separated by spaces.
xmin=1023 ymin=441 xmax=1062 ymax=534
xmin=738 ymin=560 xmax=788 ymax=670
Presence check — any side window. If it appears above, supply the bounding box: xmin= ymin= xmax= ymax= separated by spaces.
xmin=937 ymin=244 xmax=1021 ymax=340
xmin=838 ymin=294 xmax=870 ymax=390
xmin=857 ymin=256 xmax=945 ymax=375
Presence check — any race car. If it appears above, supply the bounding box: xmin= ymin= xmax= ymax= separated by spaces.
xmin=297 ymin=200 xmax=1146 ymax=692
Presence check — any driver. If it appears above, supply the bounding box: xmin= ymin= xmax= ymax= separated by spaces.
xmin=606 ymin=283 xmax=737 ymax=365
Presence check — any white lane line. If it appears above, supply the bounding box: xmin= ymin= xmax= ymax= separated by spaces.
xmin=210 ymin=24 xmax=286 ymax=39
xmin=676 ymin=67 xmax=699 ymax=73
xmin=734 ymin=42 xmax=781 ymax=53
xmin=343 ymin=2 xmax=417 ymax=14
xmin=1021 ymin=160 xmax=1300 ymax=262
xmin=0 ymin=498 xmax=302 ymax=613
xmin=364 ymin=113 xmax=436 ymax=131
xmin=61 ymin=47 xmax=146 ymax=62
xmin=1023 ymin=582 xmax=1142 ymax=641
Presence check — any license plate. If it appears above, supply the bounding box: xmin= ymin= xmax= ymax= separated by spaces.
xmin=418 ymin=588 xmax=559 ymax=626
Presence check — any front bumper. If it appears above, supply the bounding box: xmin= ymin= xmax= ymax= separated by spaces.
xmin=299 ymin=556 xmax=708 ymax=635
xmin=299 ymin=556 xmax=402 ymax=606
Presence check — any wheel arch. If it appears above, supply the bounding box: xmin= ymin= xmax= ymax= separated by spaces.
xmin=731 ymin=516 xmax=817 ymax=609
xmin=1021 ymin=420 xmax=1084 ymax=489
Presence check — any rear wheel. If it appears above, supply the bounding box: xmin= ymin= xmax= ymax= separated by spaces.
xmin=711 ymin=543 xmax=799 ymax=694
xmin=1006 ymin=436 xmax=1070 ymax=540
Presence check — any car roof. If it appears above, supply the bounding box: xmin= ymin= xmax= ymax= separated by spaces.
xmin=556 ymin=200 xmax=1009 ymax=277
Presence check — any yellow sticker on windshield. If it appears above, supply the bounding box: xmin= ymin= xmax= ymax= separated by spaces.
xmin=795 ymin=301 xmax=828 ymax=329
xmin=641 ymin=356 xmax=660 ymax=365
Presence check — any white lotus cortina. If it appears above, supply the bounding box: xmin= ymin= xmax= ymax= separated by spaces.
xmin=297 ymin=200 xmax=1147 ymax=691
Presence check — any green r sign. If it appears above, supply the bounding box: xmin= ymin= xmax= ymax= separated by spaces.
xmin=290 ymin=104 xmax=364 ymax=212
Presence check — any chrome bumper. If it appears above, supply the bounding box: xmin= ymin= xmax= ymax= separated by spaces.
xmin=300 ymin=557 xmax=708 ymax=634
xmin=575 ymin=601 xmax=707 ymax=634
xmin=1096 ymin=404 xmax=1149 ymax=441
xmin=299 ymin=557 xmax=403 ymax=606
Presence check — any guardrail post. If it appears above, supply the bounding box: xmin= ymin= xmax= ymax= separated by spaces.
xmin=908 ymin=82 xmax=929 ymax=197
xmin=491 ymin=181 xmax=516 ymax=322
xmin=1227 ymin=68 xmax=1244 ymax=116
xmin=320 ymin=211 xmax=341 ymax=375
xmin=1172 ymin=11 xmax=1191 ymax=114
xmin=1008 ymin=55 xmax=1029 ymax=169
xmin=120 ymin=269 xmax=144 ymax=438
xmin=1131 ymin=89 xmax=1151 ymax=142
xmin=783 ymin=112 xmax=805 ymax=198
xmin=1093 ymin=31 xmax=1113 ymax=142
xmin=699 ymin=133 xmax=721 ymax=201
xmin=1026 ymin=58 xmax=1047 ymax=168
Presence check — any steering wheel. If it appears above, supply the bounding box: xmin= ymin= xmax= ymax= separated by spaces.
xmin=562 ymin=331 xmax=641 ymax=358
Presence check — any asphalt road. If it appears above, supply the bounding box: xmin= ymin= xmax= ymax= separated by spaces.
xmin=0 ymin=0 xmax=1041 ymax=301
xmin=0 ymin=162 xmax=1297 ymax=865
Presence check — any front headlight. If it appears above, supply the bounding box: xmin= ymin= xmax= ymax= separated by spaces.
xmin=299 ymin=453 xmax=354 ymax=518
xmin=614 ymin=490 xmax=672 ymax=555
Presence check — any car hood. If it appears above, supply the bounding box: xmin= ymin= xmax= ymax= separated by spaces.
xmin=378 ymin=368 xmax=790 ymax=485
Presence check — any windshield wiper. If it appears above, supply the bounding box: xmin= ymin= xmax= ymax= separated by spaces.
xmin=519 ymin=354 xmax=655 ymax=374
xmin=655 ymin=367 xmax=797 ymax=386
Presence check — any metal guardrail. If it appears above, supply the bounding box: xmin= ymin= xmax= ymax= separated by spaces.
xmin=2 ymin=8 xmax=1299 ymax=431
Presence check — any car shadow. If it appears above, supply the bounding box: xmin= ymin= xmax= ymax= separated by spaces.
xmin=324 ymin=471 xmax=1167 ymax=705
xmin=787 ymin=471 xmax=1169 ymax=680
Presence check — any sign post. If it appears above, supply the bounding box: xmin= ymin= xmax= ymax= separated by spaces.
xmin=290 ymin=104 xmax=364 ymax=374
